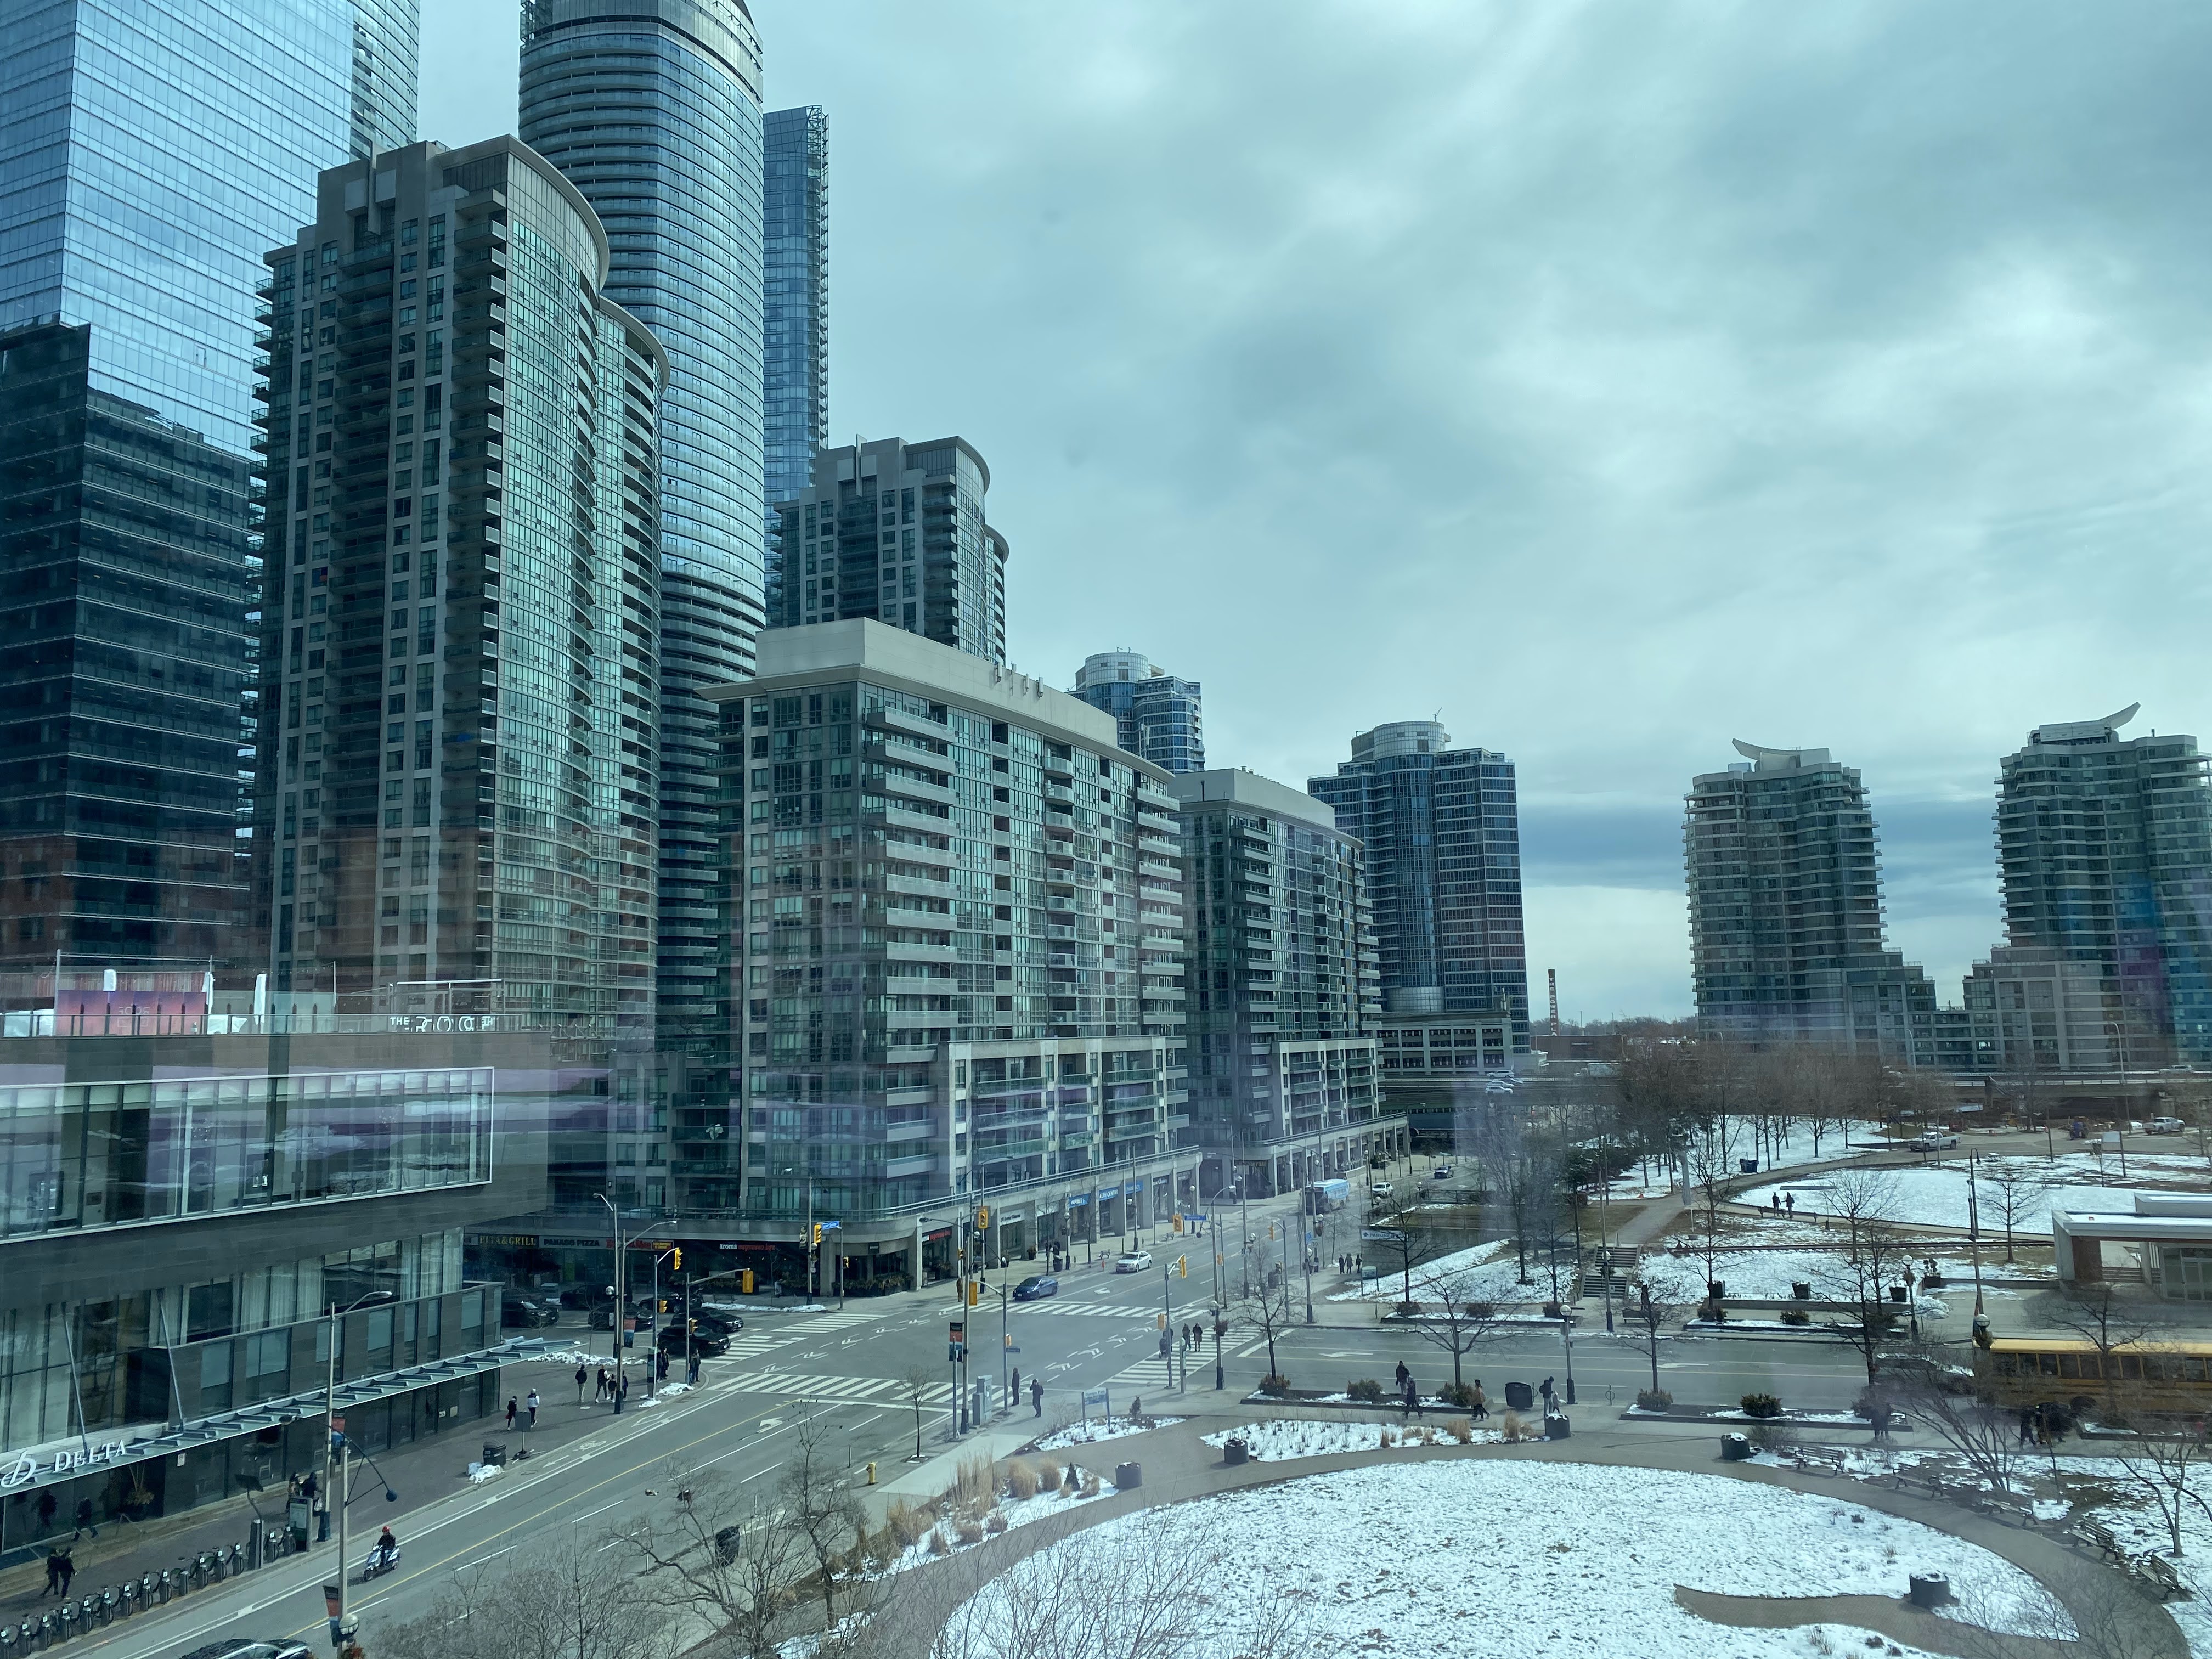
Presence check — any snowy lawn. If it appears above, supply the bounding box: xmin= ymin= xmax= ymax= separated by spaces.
xmin=1029 ymin=1416 xmax=1183 ymax=1452
xmin=1200 ymin=1418 xmax=1500 ymax=1459
xmin=1747 ymin=1153 xmax=2212 ymax=1233
xmin=1328 ymin=1238 xmax=1558 ymax=1304
xmin=947 ymin=1461 xmax=2060 ymax=1657
xmin=2049 ymin=1457 xmax=2212 ymax=1657
xmin=1638 ymin=1246 xmax=1965 ymax=1305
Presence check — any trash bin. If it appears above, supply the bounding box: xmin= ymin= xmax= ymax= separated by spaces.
xmin=1739 ymin=1159 xmax=1758 ymax=1174
xmin=1720 ymin=1432 xmax=1753 ymax=1462
xmin=1543 ymin=1414 xmax=1571 ymax=1440
xmin=1114 ymin=1461 xmax=1142 ymax=1491
xmin=1223 ymin=1438 xmax=1248 ymax=1468
xmin=1888 ymin=1285 xmax=1908 ymax=1303
xmin=1909 ymin=1572 xmax=1951 ymax=1609
xmin=1791 ymin=1283 xmax=1812 ymax=1300
xmin=1504 ymin=1381 xmax=1534 ymax=1411
xmin=481 ymin=1442 xmax=507 ymax=1467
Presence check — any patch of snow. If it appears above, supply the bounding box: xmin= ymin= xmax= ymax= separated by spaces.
xmin=1029 ymin=1417 xmax=1183 ymax=1452
xmin=1201 ymin=1419 xmax=1500 ymax=1459
xmin=950 ymin=1462 xmax=2060 ymax=1656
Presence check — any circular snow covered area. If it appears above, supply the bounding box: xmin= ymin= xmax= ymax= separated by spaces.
xmin=953 ymin=1460 xmax=2058 ymax=1657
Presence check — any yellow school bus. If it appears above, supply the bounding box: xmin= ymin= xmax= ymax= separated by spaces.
xmin=1973 ymin=1336 xmax=2212 ymax=1412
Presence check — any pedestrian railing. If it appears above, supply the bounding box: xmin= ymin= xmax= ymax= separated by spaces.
xmin=1 ymin=1532 xmax=280 ymax=1654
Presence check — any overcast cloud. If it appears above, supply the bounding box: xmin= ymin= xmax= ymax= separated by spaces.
xmin=421 ymin=2 xmax=2212 ymax=1021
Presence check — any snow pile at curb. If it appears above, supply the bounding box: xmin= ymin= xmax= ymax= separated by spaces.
xmin=1029 ymin=1417 xmax=1182 ymax=1452
xmin=951 ymin=1462 xmax=2061 ymax=1657
xmin=1200 ymin=1419 xmax=1502 ymax=1459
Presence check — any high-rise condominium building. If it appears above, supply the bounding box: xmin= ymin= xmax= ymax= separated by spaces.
xmin=1987 ymin=704 xmax=2212 ymax=1065
xmin=1685 ymin=741 xmax=1960 ymax=1064
xmin=693 ymin=620 xmax=1188 ymax=1285
xmin=1073 ymin=651 xmax=1205 ymax=774
xmin=1176 ymin=769 xmax=1383 ymax=1198
xmin=768 ymin=437 xmax=1011 ymax=664
xmin=1309 ymin=721 xmax=1530 ymax=1049
xmin=0 ymin=322 xmax=257 ymax=970
xmin=1 ymin=0 xmax=418 ymax=451
xmin=763 ymin=106 xmax=829 ymax=532
xmin=521 ymin=0 xmax=768 ymax=1053
xmin=250 ymin=139 xmax=664 ymax=1042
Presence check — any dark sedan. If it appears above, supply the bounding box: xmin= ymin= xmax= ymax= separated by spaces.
xmin=1012 ymin=1274 xmax=1059 ymax=1302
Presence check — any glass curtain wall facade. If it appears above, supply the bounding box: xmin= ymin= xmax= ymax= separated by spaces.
xmin=0 ymin=323 xmax=257 ymax=972
xmin=1072 ymin=651 xmax=1205 ymax=774
xmin=0 ymin=0 xmax=419 ymax=453
xmin=1994 ymin=708 xmax=2212 ymax=1065
xmin=1309 ymin=721 xmax=1530 ymax=1048
xmin=251 ymin=139 xmax=665 ymax=1041
xmin=768 ymin=437 xmax=1010 ymax=663
xmin=521 ymin=0 xmax=768 ymax=1057
xmin=763 ymin=106 xmax=828 ymax=534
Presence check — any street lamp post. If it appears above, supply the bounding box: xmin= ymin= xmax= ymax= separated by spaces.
xmin=597 ymin=1193 xmax=625 ymax=1369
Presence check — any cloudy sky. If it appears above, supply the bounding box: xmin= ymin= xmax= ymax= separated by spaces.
xmin=424 ymin=2 xmax=2212 ymax=1022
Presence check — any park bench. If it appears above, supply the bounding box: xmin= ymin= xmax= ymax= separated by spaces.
xmin=2072 ymin=1519 xmax=2120 ymax=1560
xmin=2131 ymin=1553 xmax=2185 ymax=1599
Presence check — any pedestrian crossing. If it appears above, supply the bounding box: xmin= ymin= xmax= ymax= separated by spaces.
xmin=714 ymin=1369 xmax=957 ymax=1406
xmin=1015 ymin=1299 xmax=1160 ymax=1320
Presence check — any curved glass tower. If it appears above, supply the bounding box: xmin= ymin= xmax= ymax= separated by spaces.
xmin=520 ymin=0 xmax=768 ymax=1052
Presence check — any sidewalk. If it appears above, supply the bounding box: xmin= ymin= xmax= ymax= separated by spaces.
xmin=0 ymin=1353 xmax=663 ymax=1626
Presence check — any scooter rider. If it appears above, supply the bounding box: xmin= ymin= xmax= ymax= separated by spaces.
xmin=371 ymin=1525 xmax=399 ymax=1572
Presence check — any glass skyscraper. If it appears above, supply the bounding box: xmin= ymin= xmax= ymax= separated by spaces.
xmin=0 ymin=0 xmax=419 ymax=453
xmin=1309 ymin=721 xmax=1530 ymax=1048
xmin=521 ymin=0 xmax=769 ymax=1055
xmin=1072 ymin=651 xmax=1205 ymax=774
xmin=764 ymin=105 xmax=828 ymax=532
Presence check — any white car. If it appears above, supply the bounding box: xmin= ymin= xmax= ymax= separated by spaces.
xmin=1911 ymin=1131 xmax=1959 ymax=1151
xmin=1370 ymin=1181 xmax=1394 ymax=1199
xmin=1114 ymin=1250 xmax=1152 ymax=1273
xmin=2148 ymin=1116 xmax=2187 ymax=1135
xmin=1430 ymin=1165 xmax=1453 ymax=1181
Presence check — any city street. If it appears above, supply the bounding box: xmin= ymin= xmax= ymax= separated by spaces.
xmin=65 ymin=1181 xmax=1893 ymax=1659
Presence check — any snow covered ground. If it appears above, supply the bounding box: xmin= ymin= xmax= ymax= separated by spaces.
xmin=1637 ymin=1245 xmax=1976 ymax=1304
xmin=1328 ymin=1237 xmax=1563 ymax=1304
xmin=946 ymin=1461 xmax=2059 ymax=1657
xmin=1029 ymin=1416 xmax=1182 ymax=1452
xmin=2051 ymin=1457 xmax=2212 ymax=1658
xmin=1746 ymin=1153 xmax=2210 ymax=1233
xmin=1200 ymin=1418 xmax=1500 ymax=1458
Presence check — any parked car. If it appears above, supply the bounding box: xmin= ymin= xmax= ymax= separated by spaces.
xmin=1370 ymin=1181 xmax=1394 ymax=1199
xmin=1114 ymin=1250 xmax=1152 ymax=1273
xmin=1430 ymin=1164 xmax=1453 ymax=1181
xmin=1013 ymin=1274 xmax=1060 ymax=1301
xmin=1910 ymin=1131 xmax=1959 ymax=1151
xmin=2148 ymin=1116 xmax=2187 ymax=1135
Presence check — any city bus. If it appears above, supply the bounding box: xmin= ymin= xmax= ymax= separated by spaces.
xmin=1304 ymin=1177 xmax=1351 ymax=1216
xmin=1972 ymin=1336 xmax=2212 ymax=1413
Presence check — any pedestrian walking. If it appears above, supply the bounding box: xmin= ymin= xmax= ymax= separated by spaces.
xmin=1539 ymin=1376 xmax=1555 ymax=1415
xmin=595 ymin=1367 xmax=608 ymax=1402
xmin=574 ymin=1364 xmax=588 ymax=1404
xmin=616 ymin=1374 xmax=628 ymax=1414
xmin=686 ymin=1355 xmax=700 ymax=1387
xmin=2018 ymin=1407 xmax=2034 ymax=1446
xmin=1401 ymin=1377 xmax=1418 ymax=1418
xmin=525 ymin=1389 xmax=540 ymax=1429
xmin=72 ymin=1498 xmax=97 ymax=1538
xmin=1031 ymin=1376 xmax=1044 ymax=1417
xmin=41 ymin=1551 xmax=61 ymax=1598
xmin=55 ymin=1548 xmax=74 ymax=1596
xmin=1394 ymin=1359 xmax=1409 ymax=1391
xmin=1011 ymin=1367 xmax=1022 ymax=1402
xmin=505 ymin=1395 xmax=518 ymax=1430
xmin=1471 ymin=1381 xmax=1488 ymax=1421
xmin=1784 ymin=1192 xmax=1796 ymax=1216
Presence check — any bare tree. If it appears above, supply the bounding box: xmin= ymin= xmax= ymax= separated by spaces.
xmin=1891 ymin=1369 xmax=2035 ymax=1498
xmin=2051 ymin=1282 xmax=2151 ymax=1418
xmin=1949 ymin=1559 xmax=2171 ymax=1659
xmin=379 ymin=1530 xmax=686 ymax=1659
xmin=2108 ymin=1401 xmax=2212 ymax=1559
xmin=1626 ymin=1285 xmax=1678 ymax=1402
xmin=1818 ymin=1165 xmax=1911 ymax=1383
xmin=782 ymin=1413 xmax=870 ymax=1633
xmin=903 ymin=1362 xmax=935 ymax=1460
xmin=1407 ymin=1268 xmax=1507 ymax=1394
xmin=619 ymin=1462 xmax=808 ymax=1659
xmin=1976 ymin=1161 xmax=2047 ymax=1265
xmin=1237 ymin=1270 xmax=1297 ymax=1391
xmin=1684 ymin=1131 xmax=1735 ymax=1301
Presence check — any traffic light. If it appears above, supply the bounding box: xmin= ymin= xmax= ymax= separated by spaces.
xmin=968 ymin=1280 xmax=980 ymax=1308
xmin=1172 ymin=1213 xmax=1184 ymax=1234
xmin=977 ymin=1205 xmax=990 ymax=1229
xmin=811 ymin=1222 xmax=823 ymax=1248
xmin=671 ymin=1248 xmax=682 ymax=1272
xmin=1178 ymin=1256 xmax=1188 ymax=1278
xmin=1156 ymin=1312 xmax=1166 ymax=1330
